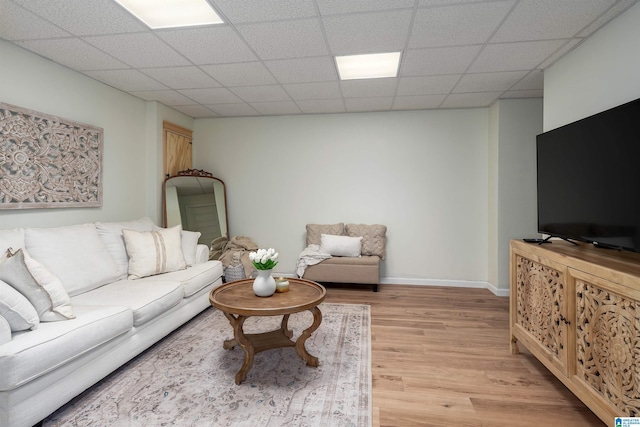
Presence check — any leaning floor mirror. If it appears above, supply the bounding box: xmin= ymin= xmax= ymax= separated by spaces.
xmin=163 ymin=169 xmax=229 ymax=246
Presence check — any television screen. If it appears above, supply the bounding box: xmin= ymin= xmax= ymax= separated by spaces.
xmin=536 ymin=97 xmax=640 ymax=253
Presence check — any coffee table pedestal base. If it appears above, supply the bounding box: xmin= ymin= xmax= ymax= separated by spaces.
xmin=223 ymin=307 xmax=322 ymax=384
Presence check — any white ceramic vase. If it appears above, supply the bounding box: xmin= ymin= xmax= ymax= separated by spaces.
xmin=253 ymin=269 xmax=276 ymax=297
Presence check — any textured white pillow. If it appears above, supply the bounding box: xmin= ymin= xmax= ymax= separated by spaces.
xmin=320 ymin=234 xmax=363 ymax=257
xmin=95 ymin=217 xmax=157 ymax=280
xmin=0 ymin=279 xmax=39 ymax=331
xmin=0 ymin=249 xmax=75 ymax=322
xmin=123 ymin=226 xmax=187 ymax=279
xmin=181 ymin=230 xmax=201 ymax=266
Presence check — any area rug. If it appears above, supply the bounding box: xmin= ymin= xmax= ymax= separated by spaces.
xmin=43 ymin=303 xmax=371 ymax=427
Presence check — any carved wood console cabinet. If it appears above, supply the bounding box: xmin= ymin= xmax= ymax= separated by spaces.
xmin=510 ymin=239 xmax=640 ymax=424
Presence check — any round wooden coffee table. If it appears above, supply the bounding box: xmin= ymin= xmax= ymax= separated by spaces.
xmin=209 ymin=277 xmax=326 ymax=384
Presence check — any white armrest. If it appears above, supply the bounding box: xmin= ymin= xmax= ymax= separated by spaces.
xmin=195 ymin=244 xmax=209 ymax=264
xmin=0 ymin=315 xmax=11 ymax=345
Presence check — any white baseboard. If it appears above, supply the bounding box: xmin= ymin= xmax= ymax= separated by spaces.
xmin=381 ymin=276 xmax=510 ymax=297
xmin=275 ymin=273 xmax=510 ymax=297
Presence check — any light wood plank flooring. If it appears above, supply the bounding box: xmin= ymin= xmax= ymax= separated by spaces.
xmin=323 ymin=284 xmax=606 ymax=427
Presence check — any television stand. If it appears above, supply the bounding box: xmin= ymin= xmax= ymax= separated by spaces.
xmin=540 ymin=235 xmax=578 ymax=246
xmin=510 ymin=239 xmax=640 ymax=422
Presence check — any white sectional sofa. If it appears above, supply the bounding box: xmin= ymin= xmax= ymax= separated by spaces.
xmin=0 ymin=218 xmax=224 ymax=427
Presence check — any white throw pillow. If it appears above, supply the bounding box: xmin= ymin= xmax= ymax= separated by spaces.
xmin=0 ymin=248 xmax=75 ymax=321
xmin=123 ymin=226 xmax=187 ymax=279
xmin=181 ymin=230 xmax=201 ymax=266
xmin=95 ymin=217 xmax=157 ymax=280
xmin=0 ymin=279 xmax=39 ymax=331
xmin=320 ymin=234 xmax=363 ymax=257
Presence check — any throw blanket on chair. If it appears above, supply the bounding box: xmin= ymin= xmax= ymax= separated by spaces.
xmin=219 ymin=236 xmax=259 ymax=279
xmin=296 ymin=244 xmax=332 ymax=277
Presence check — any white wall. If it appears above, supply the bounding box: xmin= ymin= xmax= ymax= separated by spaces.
xmin=544 ymin=2 xmax=640 ymax=130
xmin=0 ymin=40 xmax=191 ymax=229
xmin=195 ymin=109 xmax=489 ymax=285
xmin=494 ymin=99 xmax=542 ymax=291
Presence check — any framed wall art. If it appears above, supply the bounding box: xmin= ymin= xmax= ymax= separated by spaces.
xmin=0 ymin=102 xmax=103 ymax=209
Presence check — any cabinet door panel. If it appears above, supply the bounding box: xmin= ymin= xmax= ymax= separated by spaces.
xmin=514 ymin=254 xmax=567 ymax=371
xmin=572 ymin=269 xmax=640 ymax=417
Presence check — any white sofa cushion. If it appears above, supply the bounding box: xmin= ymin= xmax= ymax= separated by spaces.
xmin=0 ymin=304 xmax=132 ymax=391
xmin=71 ymin=280 xmax=183 ymax=327
xmin=95 ymin=217 xmax=157 ymax=280
xmin=24 ymin=224 xmax=120 ymax=297
xmin=0 ymin=280 xmax=39 ymax=331
xmin=0 ymin=249 xmax=74 ymax=322
xmin=138 ymin=260 xmax=223 ymax=297
xmin=123 ymin=226 xmax=186 ymax=279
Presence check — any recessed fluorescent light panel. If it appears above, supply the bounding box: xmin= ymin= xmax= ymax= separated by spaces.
xmin=335 ymin=52 xmax=402 ymax=80
xmin=114 ymin=0 xmax=223 ymax=29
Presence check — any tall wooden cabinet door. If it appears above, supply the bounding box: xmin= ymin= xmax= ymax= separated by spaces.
xmin=163 ymin=121 xmax=192 ymax=177
xmin=570 ymin=267 xmax=640 ymax=418
xmin=511 ymin=248 xmax=569 ymax=375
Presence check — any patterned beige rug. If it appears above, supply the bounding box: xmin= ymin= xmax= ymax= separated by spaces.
xmin=43 ymin=303 xmax=371 ymax=427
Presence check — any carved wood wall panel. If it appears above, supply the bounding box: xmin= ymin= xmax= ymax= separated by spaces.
xmin=576 ymin=279 xmax=640 ymax=416
xmin=515 ymin=255 xmax=564 ymax=357
xmin=0 ymin=103 xmax=103 ymax=209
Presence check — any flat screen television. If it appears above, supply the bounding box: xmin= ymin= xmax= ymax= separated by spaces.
xmin=536 ymin=97 xmax=640 ymax=253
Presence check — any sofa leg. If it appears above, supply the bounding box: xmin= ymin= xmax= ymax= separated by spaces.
xmin=373 ymin=283 xmax=378 ymax=292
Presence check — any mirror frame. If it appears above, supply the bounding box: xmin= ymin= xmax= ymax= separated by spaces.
xmin=162 ymin=169 xmax=229 ymax=242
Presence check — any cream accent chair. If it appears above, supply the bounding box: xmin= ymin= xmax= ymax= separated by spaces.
xmin=302 ymin=223 xmax=386 ymax=292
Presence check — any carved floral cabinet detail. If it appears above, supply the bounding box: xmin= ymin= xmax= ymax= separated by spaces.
xmin=510 ymin=240 xmax=640 ymax=424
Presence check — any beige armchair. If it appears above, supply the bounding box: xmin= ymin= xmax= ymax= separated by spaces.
xmin=300 ymin=223 xmax=386 ymax=292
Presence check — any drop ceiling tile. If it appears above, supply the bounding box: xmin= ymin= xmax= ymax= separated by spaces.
xmin=401 ymin=46 xmax=482 ymax=76
xmin=171 ymin=105 xmax=219 ymax=118
xmin=538 ymin=39 xmax=582 ymax=69
xmin=0 ymin=1 xmax=70 ymax=40
xmin=84 ymin=33 xmax=189 ymax=68
xmin=323 ymin=10 xmax=413 ymax=54
xmin=283 ymin=82 xmax=342 ymax=100
xmin=341 ymin=79 xmax=398 ymax=98
xmin=511 ymin=70 xmax=543 ymax=91
xmin=178 ymin=88 xmax=243 ymax=104
xmin=230 ymin=85 xmax=292 ymax=103
xmin=264 ymin=57 xmax=337 ymax=84
xmin=453 ymin=71 xmax=528 ymax=92
xmin=12 ymin=0 xmax=146 ymax=35
xmin=200 ymin=62 xmax=276 ymax=86
xmin=441 ymin=92 xmax=502 ymax=108
xmin=157 ymin=27 xmax=257 ymax=65
xmin=140 ymin=67 xmax=220 ymax=89
xmin=129 ymin=90 xmax=195 ymax=105
xmin=15 ymin=38 xmax=128 ymax=70
xmin=392 ymin=94 xmax=447 ymax=110
xmin=207 ymin=103 xmax=259 ymax=117
xmin=469 ymin=40 xmax=566 ymax=73
xmin=212 ymin=0 xmax=317 ymax=23
xmin=85 ymin=69 xmax=168 ymax=91
xmin=419 ymin=0 xmax=488 ymax=5
xmin=409 ymin=2 xmax=514 ymax=48
xmin=578 ymin=0 xmax=638 ymax=37
xmin=317 ymin=0 xmax=415 ymax=15
xmin=236 ymin=19 xmax=328 ymax=60
xmin=249 ymin=101 xmax=302 ymax=116
xmin=491 ymin=0 xmax=615 ymax=42
xmin=297 ymin=99 xmax=346 ymax=114
xmin=500 ymin=89 xmax=544 ymax=99
xmin=345 ymin=97 xmax=394 ymax=112
xmin=396 ymin=75 xmax=460 ymax=96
